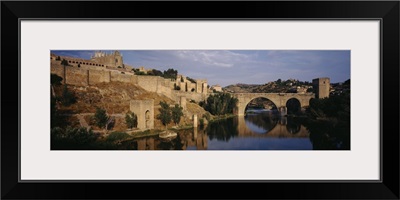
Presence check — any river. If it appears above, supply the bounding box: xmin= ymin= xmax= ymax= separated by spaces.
xmin=121 ymin=109 xmax=350 ymax=150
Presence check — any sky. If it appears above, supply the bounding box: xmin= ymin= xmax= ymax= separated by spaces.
xmin=51 ymin=50 xmax=350 ymax=87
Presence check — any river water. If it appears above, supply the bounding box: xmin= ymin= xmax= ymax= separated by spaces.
xmin=122 ymin=109 xmax=350 ymax=150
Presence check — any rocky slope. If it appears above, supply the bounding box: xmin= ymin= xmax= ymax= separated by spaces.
xmin=53 ymin=81 xmax=210 ymax=131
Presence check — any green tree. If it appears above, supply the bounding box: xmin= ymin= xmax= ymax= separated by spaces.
xmin=61 ymin=59 xmax=69 ymax=67
xmin=135 ymin=71 xmax=146 ymax=75
xmin=51 ymin=73 xmax=63 ymax=85
xmin=125 ymin=111 xmax=138 ymax=129
xmin=157 ymin=101 xmax=171 ymax=129
xmin=94 ymin=107 xmax=109 ymax=130
xmin=171 ymin=104 xmax=183 ymax=126
xmin=56 ymin=56 xmax=61 ymax=61
xmin=151 ymin=69 xmax=163 ymax=76
xmin=163 ymin=68 xmax=178 ymax=80
xmin=201 ymin=93 xmax=238 ymax=116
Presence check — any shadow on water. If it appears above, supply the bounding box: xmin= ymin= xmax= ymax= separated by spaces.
xmin=304 ymin=119 xmax=350 ymax=150
xmin=205 ymin=118 xmax=239 ymax=141
xmin=286 ymin=118 xmax=301 ymax=134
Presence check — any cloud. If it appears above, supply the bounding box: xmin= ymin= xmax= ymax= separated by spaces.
xmin=52 ymin=50 xmax=350 ymax=87
xmin=174 ymin=50 xmax=250 ymax=68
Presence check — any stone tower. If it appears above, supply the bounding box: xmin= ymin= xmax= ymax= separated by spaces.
xmin=130 ymin=100 xmax=154 ymax=130
xmin=113 ymin=50 xmax=124 ymax=68
xmin=91 ymin=50 xmax=124 ymax=68
xmin=312 ymin=77 xmax=330 ymax=99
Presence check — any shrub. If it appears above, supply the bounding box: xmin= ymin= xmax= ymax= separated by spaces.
xmin=171 ymin=104 xmax=183 ymax=126
xmin=125 ymin=111 xmax=138 ymax=129
xmin=51 ymin=73 xmax=63 ymax=85
xmin=202 ymin=113 xmax=211 ymax=121
xmin=157 ymin=101 xmax=171 ymax=129
xmin=61 ymin=85 xmax=76 ymax=106
xmin=199 ymin=118 xmax=204 ymax=127
xmin=94 ymin=108 xmax=108 ymax=129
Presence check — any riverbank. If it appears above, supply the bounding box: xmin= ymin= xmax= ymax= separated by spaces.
xmin=209 ymin=114 xmax=237 ymax=122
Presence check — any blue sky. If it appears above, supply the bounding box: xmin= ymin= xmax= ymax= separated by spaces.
xmin=51 ymin=50 xmax=350 ymax=87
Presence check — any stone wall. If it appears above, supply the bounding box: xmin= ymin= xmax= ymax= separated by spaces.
xmin=50 ymin=64 xmax=64 ymax=77
xmin=110 ymin=71 xmax=135 ymax=83
xmin=51 ymin=62 xmax=208 ymax=103
xmin=171 ymin=91 xmax=207 ymax=103
xmin=130 ymin=100 xmax=154 ymax=130
xmin=137 ymin=76 xmax=160 ymax=92
xmin=88 ymin=70 xmax=105 ymax=85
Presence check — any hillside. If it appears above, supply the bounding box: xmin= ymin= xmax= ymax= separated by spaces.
xmin=53 ymin=81 xmax=210 ymax=131
xmin=224 ymin=79 xmax=313 ymax=94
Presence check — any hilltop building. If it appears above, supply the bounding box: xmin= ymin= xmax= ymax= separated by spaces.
xmin=211 ymin=84 xmax=223 ymax=92
xmin=91 ymin=50 xmax=124 ymax=68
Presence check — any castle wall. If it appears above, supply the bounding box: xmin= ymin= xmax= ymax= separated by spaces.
xmin=136 ymin=76 xmax=160 ymax=92
xmin=110 ymin=71 xmax=134 ymax=83
xmin=51 ymin=60 xmax=208 ymax=104
xmin=88 ymin=70 xmax=105 ymax=85
xmin=50 ymin=64 xmax=64 ymax=78
xmin=65 ymin=68 xmax=88 ymax=86
xmin=171 ymin=91 xmax=206 ymax=103
xmin=189 ymin=83 xmax=196 ymax=92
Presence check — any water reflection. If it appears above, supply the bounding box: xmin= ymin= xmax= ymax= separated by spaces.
xmin=244 ymin=111 xmax=279 ymax=134
xmin=121 ymin=110 xmax=349 ymax=150
xmin=205 ymin=118 xmax=239 ymax=141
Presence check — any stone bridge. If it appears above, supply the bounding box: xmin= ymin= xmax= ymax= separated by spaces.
xmin=232 ymin=93 xmax=315 ymax=116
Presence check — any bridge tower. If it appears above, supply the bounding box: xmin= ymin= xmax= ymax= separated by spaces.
xmin=312 ymin=77 xmax=330 ymax=99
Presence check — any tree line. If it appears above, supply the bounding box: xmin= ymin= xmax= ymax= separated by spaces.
xmin=133 ymin=68 xmax=178 ymax=80
xmin=199 ymin=93 xmax=238 ymax=116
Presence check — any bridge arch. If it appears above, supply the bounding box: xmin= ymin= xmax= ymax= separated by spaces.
xmin=245 ymin=97 xmax=278 ymax=112
xmin=286 ymin=98 xmax=301 ymax=114
xmin=232 ymin=93 xmax=315 ymax=116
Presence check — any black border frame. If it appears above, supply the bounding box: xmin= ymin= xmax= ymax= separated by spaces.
xmin=2 ymin=1 xmax=399 ymax=199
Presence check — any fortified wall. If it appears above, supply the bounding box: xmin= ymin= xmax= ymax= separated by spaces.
xmin=51 ymin=60 xmax=208 ymax=103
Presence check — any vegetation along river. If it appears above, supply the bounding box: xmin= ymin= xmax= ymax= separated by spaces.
xmin=119 ymin=109 xmax=350 ymax=150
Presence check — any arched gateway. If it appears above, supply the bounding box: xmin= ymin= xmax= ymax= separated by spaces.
xmin=232 ymin=93 xmax=315 ymax=116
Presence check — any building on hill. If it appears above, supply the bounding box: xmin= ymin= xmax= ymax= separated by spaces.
xmin=51 ymin=50 xmax=124 ymax=69
xmin=211 ymin=84 xmax=223 ymax=92
xmin=91 ymin=50 xmax=124 ymax=68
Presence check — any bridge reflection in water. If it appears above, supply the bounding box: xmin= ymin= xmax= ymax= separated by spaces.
xmin=132 ymin=111 xmax=310 ymax=150
xmin=236 ymin=114 xmax=309 ymax=138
